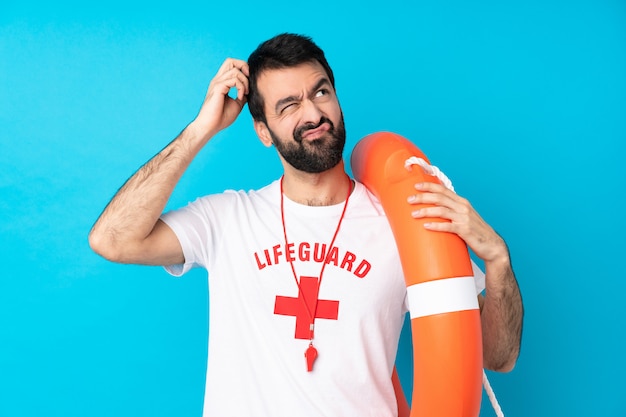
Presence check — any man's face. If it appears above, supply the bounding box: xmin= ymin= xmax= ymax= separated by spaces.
xmin=254 ymin=61 xmax=346 ymax=173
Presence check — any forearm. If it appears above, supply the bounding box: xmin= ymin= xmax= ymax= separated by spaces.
xmin=89 ymin=123 xmax=208 ymax=262
xmin=480 ymin=250 xmax=523 ymax=372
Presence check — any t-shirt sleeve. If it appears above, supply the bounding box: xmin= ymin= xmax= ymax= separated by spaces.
xmin=160 ymin=197 xmax=215 ymax=277
xmin=471 ymin=259 xmax=486 ymax=295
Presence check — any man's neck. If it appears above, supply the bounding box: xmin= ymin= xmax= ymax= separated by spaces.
xmin=281 ymin=162 xmax=351 ymax=207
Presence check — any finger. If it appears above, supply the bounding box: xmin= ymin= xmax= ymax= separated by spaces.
xmin=414 ymin=181 xmax=455 ymax=195
xmin=415 ymin=204 xmax=485 ymax=250
xmin=233 ymin=95 xmax=247 ymax=109
xmin=234 ymin=69 xmax=250 ymax=98
xmin=231 ymin=72 xmax=249 ymax=101
xmin=407 ymin=189 xmax=461 ymax=211
xmin=210 ymin=68 xmax=249 ymax=101
xmin=227 ymin=58 xmax=249 ymax=76
xmin=411 ymin=205 xmax=459 ymax=220
xmin=217 ymin=58 xmax=248 ymax=76
xmin=408 ymin=184 xmax=469 ymax=214
xmin=420 ymin=214 xmax=475 ymax=239
xmin=211 ymin=61 xmax=249 ymax=97
xmin=422 ymin=220 xmax=456 ymax=232
xmin=220 ymin=66 xmax=249 ymax=99
xmin=238 ymin=61 xmax=250 ymax=76
xmin=215 ymin=59 xmax=234 ymax=77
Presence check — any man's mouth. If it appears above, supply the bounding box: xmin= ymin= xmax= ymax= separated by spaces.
xmin=300 ymin=123 xmax=331 ymax=140
xmin=295 ymin=116 xmax=335 ymax=143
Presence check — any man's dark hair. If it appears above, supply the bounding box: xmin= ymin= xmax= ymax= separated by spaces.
xmin=247 ymin=33 xmax=335 ymax=123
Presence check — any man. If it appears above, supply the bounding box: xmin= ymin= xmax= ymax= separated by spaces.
xmin=90 ymin=33 xmax=523 ymax=416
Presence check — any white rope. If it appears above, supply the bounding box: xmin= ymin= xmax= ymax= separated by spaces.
xmin=483 ymin=370 xmax=505 ymax=417
xmin=404 ymin=157 xmax=455 ymax=192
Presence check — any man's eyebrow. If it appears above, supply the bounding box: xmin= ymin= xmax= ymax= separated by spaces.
xmin=273 ymin=77 xmax=332 ymax=114
xmin=310 ymin=77 xmax=331 ymax=95
xmin=274 ymin=94 xmax=300 ymax=114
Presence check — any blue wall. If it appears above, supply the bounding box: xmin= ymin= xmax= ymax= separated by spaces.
xmin=1 ymin=1 xmax=624 ymax=416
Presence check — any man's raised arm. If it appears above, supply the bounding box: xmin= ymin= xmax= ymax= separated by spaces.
xmin=89 ymin=58 xmax=249 ymax=266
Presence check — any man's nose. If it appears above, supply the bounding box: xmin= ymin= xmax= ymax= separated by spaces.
xmin=299 ymin=98 xmax=324 ymax=125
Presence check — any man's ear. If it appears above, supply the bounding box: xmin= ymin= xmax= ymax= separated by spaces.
xmin=253 ymin=120 xmax=273 ymax=147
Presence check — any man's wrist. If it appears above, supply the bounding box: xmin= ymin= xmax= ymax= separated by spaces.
xmin=183 ymin=120 xmax=216 ymax=150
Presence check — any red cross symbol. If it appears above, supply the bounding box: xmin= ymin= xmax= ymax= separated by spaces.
xmin=274 ymin=276 xmax=340 ymax=340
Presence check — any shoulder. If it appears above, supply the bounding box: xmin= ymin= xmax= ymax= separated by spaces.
xmin=184 ymin=179 xmax=281 ymax=210
xmin=348 ymin=180 xmax=387 ymax=218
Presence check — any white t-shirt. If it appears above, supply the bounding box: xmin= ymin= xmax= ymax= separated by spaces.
xmin=161 ymin=179 xmax=485 ymax=417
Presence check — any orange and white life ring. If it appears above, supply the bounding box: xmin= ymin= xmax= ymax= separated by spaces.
xmin=351 ymin=131 xmax=483 ymax=417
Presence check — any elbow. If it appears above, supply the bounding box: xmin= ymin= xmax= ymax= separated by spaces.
xmin=486 ymin=359 xmax=516 ymax=373
xmin=88 ymin=229 xmax=125 ymax=263
xmin=484 ymin=348 xmax=520 ymax=373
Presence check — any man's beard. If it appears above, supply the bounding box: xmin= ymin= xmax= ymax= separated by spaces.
xmin=268 ymin=115 xmax=346 ymax=174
